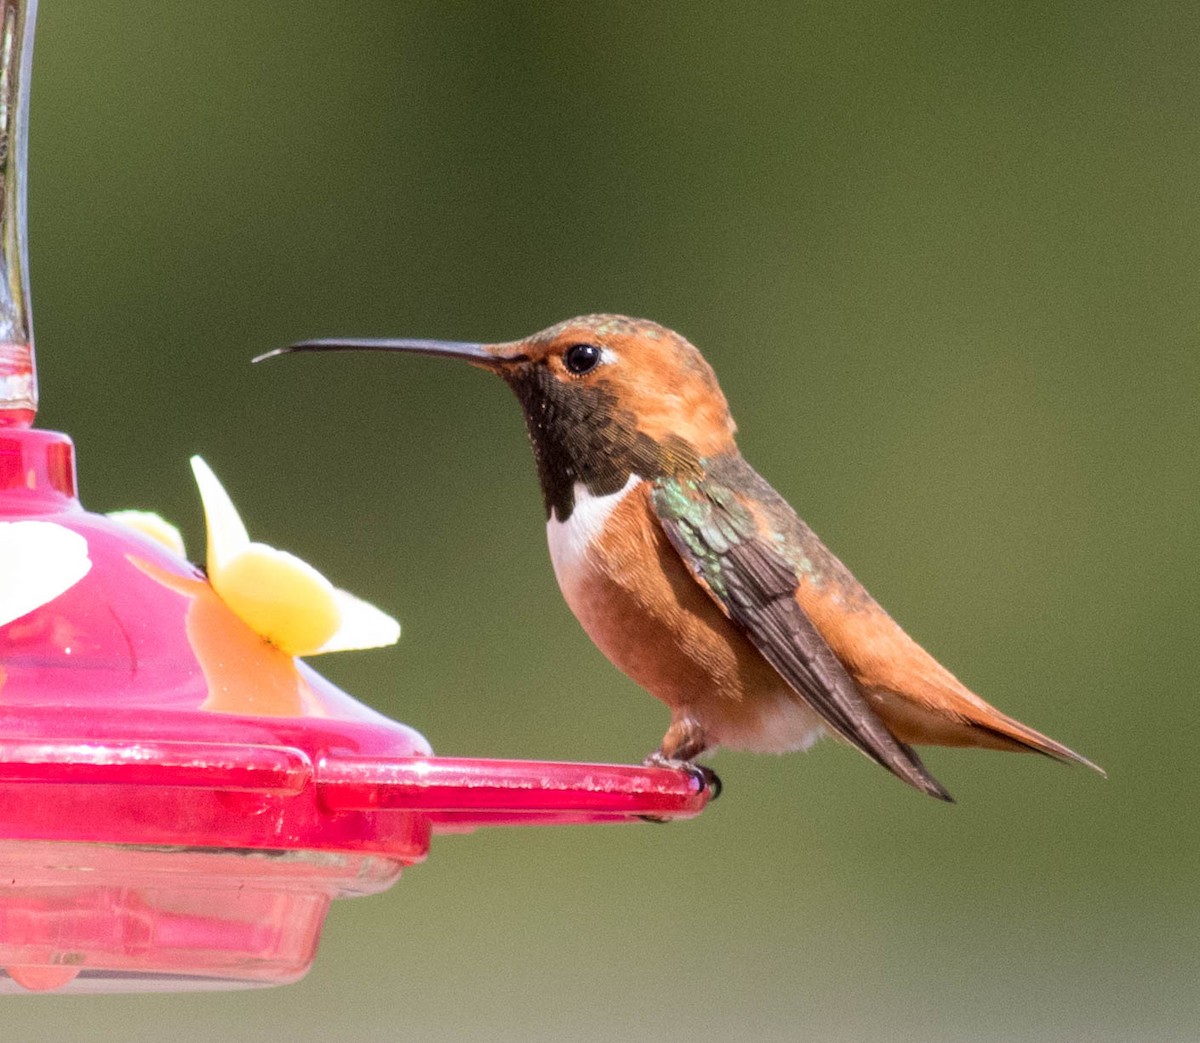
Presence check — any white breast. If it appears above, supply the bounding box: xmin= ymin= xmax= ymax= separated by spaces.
xmin=546 ymin=475 xmax=641 ymax=593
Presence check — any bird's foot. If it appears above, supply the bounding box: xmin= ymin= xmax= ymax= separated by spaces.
xmin=641 ymin=753 xmax=722 ymax=803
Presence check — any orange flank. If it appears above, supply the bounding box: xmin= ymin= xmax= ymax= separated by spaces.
xmin=560 ymin=481 xmax=823 ymax=759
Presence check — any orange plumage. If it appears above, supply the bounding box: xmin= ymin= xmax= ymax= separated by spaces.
xmin=278 ymin=313 xmax=1102 ymax=799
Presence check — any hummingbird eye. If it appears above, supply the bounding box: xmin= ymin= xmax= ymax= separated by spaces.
xmin=563 ymin=343 xmax=602 ymax=375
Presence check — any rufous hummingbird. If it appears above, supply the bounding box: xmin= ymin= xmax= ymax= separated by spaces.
xmin=258 ymin=314 xmax=1101 ymax=801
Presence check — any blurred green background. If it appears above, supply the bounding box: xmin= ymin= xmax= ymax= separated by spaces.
xmin=12 ymin=1 xmax=1196 ymax=1039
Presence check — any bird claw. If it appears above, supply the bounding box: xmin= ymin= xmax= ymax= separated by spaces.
xmin=636 ymin=759 xmax=722 ymax=824
xmin=641 ymin=754 xmax=723 ymax=802
xmin=694 ymin=763 xmax=722 ymax=801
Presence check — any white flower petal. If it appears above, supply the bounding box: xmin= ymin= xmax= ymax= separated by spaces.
xmin=0 ymin=521 xmax=92 ymax=628
xmin=313 ymin=587 xmax=401 ymax=654
xmin=190 ymin=456 xmax=250 ymax=575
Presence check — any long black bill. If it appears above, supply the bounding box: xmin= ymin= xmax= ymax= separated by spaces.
xmin=253 ymin=338 xmax=524 ymax=368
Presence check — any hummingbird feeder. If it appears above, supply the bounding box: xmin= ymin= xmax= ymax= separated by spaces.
xmin=0 ymin=0 xmax=708 ymax=994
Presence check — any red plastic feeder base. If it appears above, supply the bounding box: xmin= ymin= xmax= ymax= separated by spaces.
xmin=0 ymin=429 xmax=711 ymax=992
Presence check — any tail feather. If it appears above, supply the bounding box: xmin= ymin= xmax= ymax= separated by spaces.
xmin=868 ymin=685 xmax=1105 ymax=777
xmin=973 ymin=711 xmax=1105 ymax=776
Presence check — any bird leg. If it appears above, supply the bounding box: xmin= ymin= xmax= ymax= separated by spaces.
xmin=657 ymin=715 xmax=709 ymax=762
xmin=643 ymin=716 xmax=722 ymax=801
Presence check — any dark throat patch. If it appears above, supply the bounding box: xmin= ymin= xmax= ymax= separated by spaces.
xmin=502 ymin=365 xmax=699 ymax=521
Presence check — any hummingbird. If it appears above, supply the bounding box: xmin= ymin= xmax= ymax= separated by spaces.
xmin=258 ymin=314 xmax=1101 ymax=801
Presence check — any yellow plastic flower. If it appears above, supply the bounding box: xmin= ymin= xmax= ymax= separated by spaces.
xmin=189 ymin=456 xmax=400 ymax=657
xmin=0 ymin=520 xmax=92 ymax=628
xmin=106 ymin=510 xmax=187 ymax=557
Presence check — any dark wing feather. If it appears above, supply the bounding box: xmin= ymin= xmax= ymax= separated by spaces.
xmin=651 ymin=475 xmax=952 ymax=801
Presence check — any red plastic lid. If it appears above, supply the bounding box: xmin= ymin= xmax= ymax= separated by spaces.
xmin=0 ymin=429 xmax=710 ymax=992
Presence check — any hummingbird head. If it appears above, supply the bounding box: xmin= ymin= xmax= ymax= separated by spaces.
xmin=261 ymin=314 xmax=737 ymax=521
